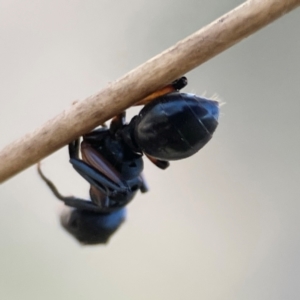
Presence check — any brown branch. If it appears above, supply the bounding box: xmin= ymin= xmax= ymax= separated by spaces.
xmin=0 ymin=0 xmax=299 ymax=183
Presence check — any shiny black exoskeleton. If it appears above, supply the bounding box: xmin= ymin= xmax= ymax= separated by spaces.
xmin=38 ymin=77 xmax=219 ymax=244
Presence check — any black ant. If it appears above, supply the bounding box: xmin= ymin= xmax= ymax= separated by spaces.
xmin=38 ymin=77 xmax=219 ymax=244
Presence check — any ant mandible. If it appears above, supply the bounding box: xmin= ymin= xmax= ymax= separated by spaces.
xmin=38 ymin=77 xmax=219 ymax=244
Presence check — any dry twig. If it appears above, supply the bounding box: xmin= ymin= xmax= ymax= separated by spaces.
xmin=0 ymin=0 xmax=299 ymax=183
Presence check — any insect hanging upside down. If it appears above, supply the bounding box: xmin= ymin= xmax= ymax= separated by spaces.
xmin=38 ymin=77 xmax=220 ymax=244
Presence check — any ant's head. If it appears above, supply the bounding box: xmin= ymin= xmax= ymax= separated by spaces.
xmin=133 ymin=92 xmax=219 ymax=161
xmin=60 ymin=207 xmax=126 ymax=245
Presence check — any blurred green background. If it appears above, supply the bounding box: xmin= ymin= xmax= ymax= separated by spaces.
xmin=0 ymin=1 xmax=299 ymax=299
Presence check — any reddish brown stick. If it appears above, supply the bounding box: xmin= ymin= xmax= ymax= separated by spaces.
xmin=0 ymin=0 xmax=299 ymax=183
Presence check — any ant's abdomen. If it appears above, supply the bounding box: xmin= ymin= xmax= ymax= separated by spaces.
xmin=134 ymin=92 xmax=219 ymax=160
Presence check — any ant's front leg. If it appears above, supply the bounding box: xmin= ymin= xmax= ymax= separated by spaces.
xmin=68 ymin=139 xmax=129 ymax=196
xmin=39 ymin=139 xmax=129 ymax=212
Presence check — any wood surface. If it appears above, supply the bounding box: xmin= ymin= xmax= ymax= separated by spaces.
xmin=0 ymin=0 xmax=299 ymax=183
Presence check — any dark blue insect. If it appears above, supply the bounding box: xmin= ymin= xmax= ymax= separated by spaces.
xmin=38 ymin=77 xmax=219 ymax=244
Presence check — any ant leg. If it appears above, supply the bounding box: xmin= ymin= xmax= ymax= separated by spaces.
xmin=69 ymin=158 xmax=129 ymax=195
xmin=171 ymin=76 xmax=188 ymax=91
xmin=110 ymin=111 xmax=126 ymax=134
xmin=68 ymin=140 xmax=129 ymax=196
xmin=83 ymin=128 xmax=107 ymax=144
xmin=69 ymin=138 xmax=81 ymax=159
xmin=145 ymin=154 xmax=170 ymax=170
xmin=37 ymin=163 xmax=104 ymax=213
xmin=135 ymin=76 xmax=188 ymax=106
xmin=138 ymin=173 xmax=149 ymax=193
